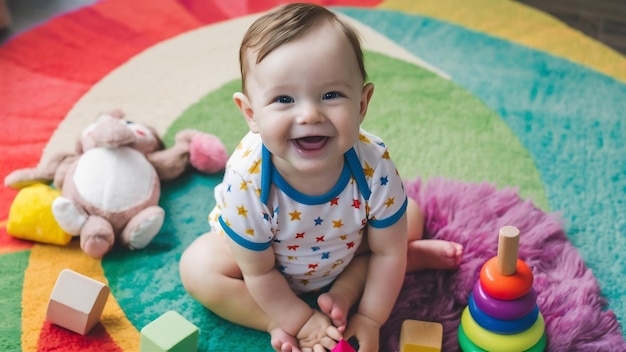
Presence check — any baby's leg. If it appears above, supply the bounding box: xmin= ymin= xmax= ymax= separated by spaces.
xmin=179 ymin=232 xmax=298 ymax=351
xmin=318 ymin=252 xmax=369 ymax=332
xmin=406 ymin=198 xmax=463 ymax=272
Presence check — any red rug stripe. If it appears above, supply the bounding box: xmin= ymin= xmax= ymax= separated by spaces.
xmin=0 ymin=227 xmax=32 ymax=252
xmin=1 ymin=1 xmax=202 ymax=84
xmin=92 ymin=0 xmax=203 ymax=42
xmin=37 ymin=322 xmax=123 ymax=352
xmin=178 ymin=0 xmax=382 ymax=24
xmin=0 ymin=59 xmax=88 ymax=219
xmin=176 ymin=0 xmax=232 ymax=23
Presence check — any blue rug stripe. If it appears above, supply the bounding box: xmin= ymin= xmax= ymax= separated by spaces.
xmin=338 ymin=8 xmax=626 ymax=330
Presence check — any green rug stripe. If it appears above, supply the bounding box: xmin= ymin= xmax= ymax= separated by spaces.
xmin=0 ymin=250 xmax=30 ymax=351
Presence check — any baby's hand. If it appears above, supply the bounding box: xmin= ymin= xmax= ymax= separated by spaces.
xmin=343 ymin=313 xmax=381 ymax=352
xmin=296 ymin=310 xmax=342 ymax=352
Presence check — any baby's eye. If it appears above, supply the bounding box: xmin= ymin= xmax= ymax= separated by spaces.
xmin=323 ymin=91 xmax=342 ymax=100
xmin=274 ymin=96 xmax=294 ymax=104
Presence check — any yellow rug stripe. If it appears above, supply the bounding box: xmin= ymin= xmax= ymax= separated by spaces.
xmin=381 ymin=0 xmax=626 ymax=82
xmin=22 ymin=241 xmax=139 ymax=351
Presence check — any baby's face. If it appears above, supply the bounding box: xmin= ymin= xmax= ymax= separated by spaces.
xmin=242 ymin=21 xmax=371 ymax=177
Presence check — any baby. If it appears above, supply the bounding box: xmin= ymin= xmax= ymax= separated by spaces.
xmin=179 ymin=3 xmax=462 ymax=351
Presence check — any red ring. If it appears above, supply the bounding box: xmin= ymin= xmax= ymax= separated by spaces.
xmin=479 ymin=257 xmax=533 ymax=300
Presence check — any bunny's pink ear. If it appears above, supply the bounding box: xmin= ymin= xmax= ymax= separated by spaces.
xmin=189 ymin=133 xmax=228 ymax=174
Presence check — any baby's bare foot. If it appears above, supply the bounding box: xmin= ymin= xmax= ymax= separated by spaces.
xmin=407 ymin=239 xmax=463 ymax=272
xmin=269 ymin=324 xmax=299 ymax=352
xmin=317 ymin=291 xmax=351 ymax=332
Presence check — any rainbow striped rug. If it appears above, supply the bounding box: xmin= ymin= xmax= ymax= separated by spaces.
xmin=1 ymin=0 xmax=625 ymax=350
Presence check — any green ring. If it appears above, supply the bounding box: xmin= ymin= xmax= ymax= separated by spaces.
xmin=460 ymin=307 xmax=545 ymax=352
xmin=459 ymin=323 xmax=547 ymax=352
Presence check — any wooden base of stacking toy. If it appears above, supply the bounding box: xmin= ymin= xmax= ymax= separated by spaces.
xmin=46 ymin=269 xmax=110 ymax=335
xmin=400 ymin=319 xmax=443 ymax=352
xmin=140 ymin=310 xmax=199 ymax=352
xmin=459 ymin=226 xmax=546 ymax=351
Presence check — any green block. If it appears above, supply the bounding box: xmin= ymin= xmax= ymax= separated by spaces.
xmin=140 ymin=311 xmax=199 ymax=352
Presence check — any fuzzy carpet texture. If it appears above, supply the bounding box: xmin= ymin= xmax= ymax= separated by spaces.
xmin=1 ymin=0 xmax=625 ymax=351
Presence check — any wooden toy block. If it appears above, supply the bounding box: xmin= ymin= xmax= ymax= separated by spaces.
xmin=46 ymin=269 xmax=110 ymax=335
xmin=400 ymin=320 xmax=443 ymax=352
xmin=140 ymin=310 xmax=199 ymax=352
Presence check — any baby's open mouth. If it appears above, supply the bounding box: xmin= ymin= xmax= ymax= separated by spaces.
xmin=293 ymin=136 xmax=329 ymax=151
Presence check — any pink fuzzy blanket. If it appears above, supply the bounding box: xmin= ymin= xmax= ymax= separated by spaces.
xmin=380 ymin=178 xmax=625 ymax=351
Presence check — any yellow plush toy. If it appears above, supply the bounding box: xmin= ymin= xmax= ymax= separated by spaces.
xmin=7 ymin=183 xmax=72 ymax=245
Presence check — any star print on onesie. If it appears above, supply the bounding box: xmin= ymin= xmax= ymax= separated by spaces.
xmin=209 ymin=129 xmax=407 ymax=294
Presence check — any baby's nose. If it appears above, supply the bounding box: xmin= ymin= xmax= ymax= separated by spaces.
xmin=297 ymin=102 xmax=323 ymax=124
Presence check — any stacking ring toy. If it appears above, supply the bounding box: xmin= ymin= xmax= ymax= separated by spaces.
xmin=458 ymin=325 xmax=547 ymax=352
xmin=473 ymin=280 xmax=537 ymax=320
xmin=461 ymin=307 xmax=544 ymax=352
xmin=468 ymin=293 xmax=539 ymax=334
xmin=480 ymin=257 xmax=533 ymax=300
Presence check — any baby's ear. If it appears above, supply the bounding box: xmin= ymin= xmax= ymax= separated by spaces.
xmin=233 ymin=92 xmax=258 ymax=133
xmin=359 ymin=82 xmax=375 ymax=123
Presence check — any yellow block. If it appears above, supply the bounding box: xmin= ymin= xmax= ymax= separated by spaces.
xmin=7 ymin=183 xmax=72 ymax=245
xmin=400 ymin=320 xmax=443 ymax=352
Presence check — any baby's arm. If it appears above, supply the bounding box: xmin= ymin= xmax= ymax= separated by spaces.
xmin=347 ymin=213 xmax=408 ymax=351
xmin=226 ymin=238 xmax=338 ymax=349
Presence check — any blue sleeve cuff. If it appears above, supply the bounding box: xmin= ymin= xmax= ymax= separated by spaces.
xmin=368 ymin=197 xmax=408 ymax=228
xmin=218 ymin=215 xmax=272 ymax=251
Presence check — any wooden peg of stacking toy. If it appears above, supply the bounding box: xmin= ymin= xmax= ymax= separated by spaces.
xmin=480 ymin=226 xmax=533 ymax=300
xmin=399 ymin=320 xmax=443 ymax=352
xmin=46 ymin=269 xmax=110 ymax=335
xmin=140 ymin=310 xmax=199 ymax=352
xmin=497 ymin=225 xmax=520 ymax=275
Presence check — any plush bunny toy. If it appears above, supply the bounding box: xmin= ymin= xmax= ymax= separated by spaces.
xmin=4 ymin=110 xmax=228 ymax=258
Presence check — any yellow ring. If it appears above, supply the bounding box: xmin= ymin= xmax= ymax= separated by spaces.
xmin=460 ymin=307 xmax=544 ymax=352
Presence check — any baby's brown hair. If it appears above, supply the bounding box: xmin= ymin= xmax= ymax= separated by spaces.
xmin=238 ymin=3 xmax=367 ymax=93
